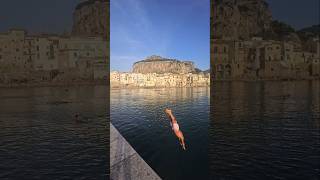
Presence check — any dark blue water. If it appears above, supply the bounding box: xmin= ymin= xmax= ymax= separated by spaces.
xmin=210 ymin=81 xmax=320 ymax=179
xmin=111 ymin=87 xmax=210 ymax=180
xmin=0 ymin=86 xmax=109 ymax=179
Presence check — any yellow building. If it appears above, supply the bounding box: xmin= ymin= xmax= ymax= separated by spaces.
xmin=110 ymin=71 xmax=210 ymax=88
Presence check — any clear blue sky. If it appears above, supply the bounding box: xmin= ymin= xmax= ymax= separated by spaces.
xmin=111 ymin=0 xmax=210 ymax=72
xmin=266 ymin=0 xmax=319 ymax=30
xmin=0 ymin=0 xmax=80 ymax=34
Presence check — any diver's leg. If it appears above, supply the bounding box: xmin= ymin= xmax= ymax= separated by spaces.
xmin=180 ymin=137 xmax=186 ymax=150
xmin=177 ymin=131 xmax=186 ymax=150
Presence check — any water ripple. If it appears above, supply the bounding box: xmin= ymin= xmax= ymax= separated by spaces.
xmin=0 ymin=86 xmax=109 ymax=179
xmin=210 ymin=81 xmax=320 ymax=179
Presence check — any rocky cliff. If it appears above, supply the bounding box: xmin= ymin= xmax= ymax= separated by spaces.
xmin=132 ymin=56 xmax=196 ymax=74
xmin=72 ymin=0 xmax=109 ymax=40
xmin=211 ymin=0 xmax=273 ymax=40
xmin=298 ymin=25 xmax=320 ymax=42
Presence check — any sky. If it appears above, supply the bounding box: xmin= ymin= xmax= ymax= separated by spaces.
xmin=0 ymin=0 xmax=80 ymax=34
xmin=266 ymin=0 xmax=319 ymax=30
xmin=110 ymin=0 xmax=210 ymax=72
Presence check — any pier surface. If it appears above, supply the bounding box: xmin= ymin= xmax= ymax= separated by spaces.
xmin=110 ymin=123 xmax=161 ymax=180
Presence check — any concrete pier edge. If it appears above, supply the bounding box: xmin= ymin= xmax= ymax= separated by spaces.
xmin=110 ymin=123 xmax=161 ymax=180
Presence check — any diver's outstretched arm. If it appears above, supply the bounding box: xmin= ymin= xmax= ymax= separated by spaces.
xmin=165 ymin=108 xmax=176 ymax=121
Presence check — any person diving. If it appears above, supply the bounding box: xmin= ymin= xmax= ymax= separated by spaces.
xmin=164 ymin=108 xmax=186 ymax=150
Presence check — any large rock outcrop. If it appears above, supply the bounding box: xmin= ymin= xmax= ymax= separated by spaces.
xmin=132 ymin=55 xmax=196 ymax=74
xmin=72 ymin=0 xmax=109 ymax=40
xmin=211 ymin=0 xmax=273 ymax=40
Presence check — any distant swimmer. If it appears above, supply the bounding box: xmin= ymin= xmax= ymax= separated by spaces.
xmin=74 ymin=114 xmax=80 ymax=122
xmin=165 ymin=108 xmax=186 ymax=150
xmin=74 ymin=114 xmax=88 ymax=123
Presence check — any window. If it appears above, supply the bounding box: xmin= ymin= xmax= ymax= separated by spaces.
xmin=74 ymin=52 xmax=77 ymax=57
xmin=214 ymin=46 xmax=218 ymax=53
xmin=16 ymin=48 xmax=19 ymax=52
xmin=223 ymin=46 xmax=227 ymax=53
xmin=37 ymin=46 xmax=39 ymax=51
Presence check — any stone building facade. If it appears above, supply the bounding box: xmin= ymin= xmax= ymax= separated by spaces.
xmin=110 ymin=71 xmax=210 ymax=88
xmin=0 ymin=29 xmax=108 ymax=84
xmin=211 ymin=38 xmax=320 ymax=80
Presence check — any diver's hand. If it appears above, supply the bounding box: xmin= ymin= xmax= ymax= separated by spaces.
xmin=165 ymin=108 xmax=172 ymax=114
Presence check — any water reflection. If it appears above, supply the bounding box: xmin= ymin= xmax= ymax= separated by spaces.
xmin=210 ymin=80 xmax=320 ymax=179
xmin=0 ymin=85 xmax=109 ymax=179
xmin=111 ymin=87 xmax=210 ymax=105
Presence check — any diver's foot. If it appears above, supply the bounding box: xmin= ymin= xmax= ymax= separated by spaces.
xmin=182 ymin=144 xmax=186 ymax=150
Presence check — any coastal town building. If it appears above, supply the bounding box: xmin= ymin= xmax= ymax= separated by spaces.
xmin=111 ymin=56 xmax=210 ymax=88
xmin=211 ymin=38 xmax=320 ymax=80
xmin=0 ymin=29 xmax=108 ymax=83
xmin=110 ymin=56 xmax=209 ymax=88
xmin=110 ymin=71 xmax=210 ymax=88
